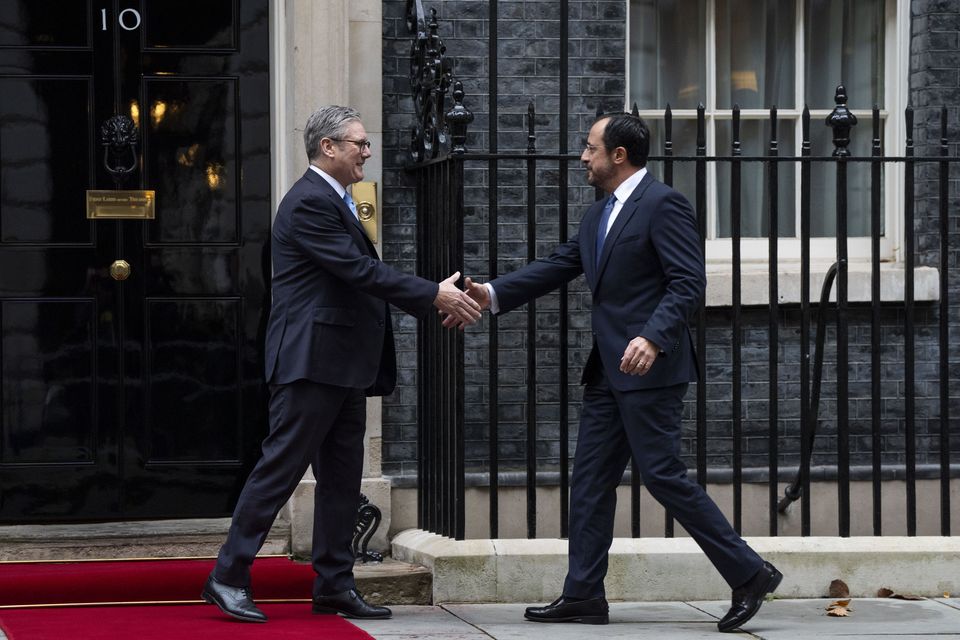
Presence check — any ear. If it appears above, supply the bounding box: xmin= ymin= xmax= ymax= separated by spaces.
xmin=611 ymin=146 xmax=628 ymax=165
xmin=319 ymin=137 xmax=336 ymax=158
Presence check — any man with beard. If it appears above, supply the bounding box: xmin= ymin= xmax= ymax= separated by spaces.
xmin=456 ymin=113 xmax=781 ymax=633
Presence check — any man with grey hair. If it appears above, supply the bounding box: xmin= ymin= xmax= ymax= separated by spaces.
xmin=203 ymin=105 xmax=480 ymax=623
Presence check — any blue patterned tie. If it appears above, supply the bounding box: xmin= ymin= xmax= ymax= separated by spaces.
xmin=595 ymin=194 xmax=617 ymax=268
xmin=343 ymin=191 xmax=359 ymax=220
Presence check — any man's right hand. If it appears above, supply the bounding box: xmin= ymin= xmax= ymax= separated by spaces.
xmin=441 ymin=277 xmax=490 ymax=329
xmin=463 ymin=277 xmax=490 ymax=310
xmin=433 ymin=271 xmax=482 ymax=329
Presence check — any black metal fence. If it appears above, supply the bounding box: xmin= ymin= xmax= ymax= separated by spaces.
xmin=405 ymin=1 xmax=959 ymax=541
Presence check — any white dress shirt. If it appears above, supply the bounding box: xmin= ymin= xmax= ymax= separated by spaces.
xmin=486 ymin=168 xmax=648 ymax=314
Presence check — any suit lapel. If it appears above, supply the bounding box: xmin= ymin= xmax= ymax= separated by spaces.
xmin=583 ymin=198 xmax=606 ymax=285
xmin=595 ymin=173 xmax=654 ymax=281
xmin=307 ymin=171 xmax=376 ymax=254
xmin=326 ymin=190 xmax=373 ymax=247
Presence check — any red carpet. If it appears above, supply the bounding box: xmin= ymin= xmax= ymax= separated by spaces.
xmin=0 ymin=603 xmax=374 ymax=639
xmin=0 ymin=558 xmax=374 ymax=639
xmin=0 ymin=557 xmax=313 ymax=607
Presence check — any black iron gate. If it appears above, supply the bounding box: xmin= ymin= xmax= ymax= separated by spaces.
xmin=405 ymin=1 xmax=959 ymax=541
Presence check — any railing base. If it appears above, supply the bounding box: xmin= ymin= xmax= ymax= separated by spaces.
xmin=393 ymin=529 xmax=960 ymax=603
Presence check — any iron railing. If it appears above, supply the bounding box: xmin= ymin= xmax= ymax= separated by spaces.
xmin=404 ymin=1 xmax=959 ymax=541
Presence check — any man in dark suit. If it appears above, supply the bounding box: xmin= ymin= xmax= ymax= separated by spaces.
xmin=459 ymin=113 xmax=781 ymax=633
xmin=202 ymin=105 xmax=480 ymax=623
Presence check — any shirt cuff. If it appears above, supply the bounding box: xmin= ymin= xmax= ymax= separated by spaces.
xmin=485 ymin=282 xmax=500 ymax=315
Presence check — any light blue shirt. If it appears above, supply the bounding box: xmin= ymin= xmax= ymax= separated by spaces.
xmin=309 ymin=165 xmax=359 ymax=220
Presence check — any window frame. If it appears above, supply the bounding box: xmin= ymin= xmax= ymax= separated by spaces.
xmin=625 ymin=0 xmax=909 ymax=266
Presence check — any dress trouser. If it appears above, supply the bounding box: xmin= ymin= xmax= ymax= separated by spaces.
xmin=214 ymin=379 xmax=366 ymax=598
xmin=562 ymin=375 xmax=763 ymax=599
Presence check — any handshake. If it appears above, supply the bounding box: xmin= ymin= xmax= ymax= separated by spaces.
xmin=431 ymin=272 xmax=490 ymax=330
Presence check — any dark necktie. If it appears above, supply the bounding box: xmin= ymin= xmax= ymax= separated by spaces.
xmin=595 ymin=194 xmax=617 ymax=268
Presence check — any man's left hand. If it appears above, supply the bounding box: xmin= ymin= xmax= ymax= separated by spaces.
xmin=620 ymin=336 xmax=660 ymax=376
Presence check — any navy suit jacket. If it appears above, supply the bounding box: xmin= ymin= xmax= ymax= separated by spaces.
xmin=264 ymin=169 xmax=437 ymax=394
xmin=491 ymin=173 xmax=705 ymax=391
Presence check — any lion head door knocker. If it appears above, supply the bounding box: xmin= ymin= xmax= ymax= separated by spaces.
xmin=100 ymin=114 xmax=139 ymax=188
xmin=86 ymin=114 xmax=154 ymax=221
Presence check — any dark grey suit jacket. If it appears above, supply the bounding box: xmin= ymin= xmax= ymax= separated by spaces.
xmin=492 ymin=172 xmax=705 ymax=391
xmin=264 ymin=169 xmax=437 ymax=395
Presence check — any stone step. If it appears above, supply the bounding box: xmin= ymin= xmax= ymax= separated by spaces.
xmin=0 ymin=518 xmax=432 ymax=605
xmin=0 ymin=518 xmax=289 ymax=562
xmin=355 ymin=557 xmax=433 ymax=605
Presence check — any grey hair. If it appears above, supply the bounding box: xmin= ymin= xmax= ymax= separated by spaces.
xmin=303 ymin=105 xmax=362 ymax=161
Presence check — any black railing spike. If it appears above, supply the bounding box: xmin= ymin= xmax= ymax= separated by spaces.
xmin=732 ymin=104 xmax=740 ymax=146
xmin=446 ymin=80 xmax=474 ymax=154
xmin=826 ymin=85 xmax=857 ymax=157
xmin=665 ymin=104 xmax=672 ymax=142
xmin=696 ymin=103 xmax=705 ymax=149
xmin=770 ymin=105 xmax=778 ymax=142
xmin=527 ymin=101 xmax=536 ymax=153
xmin=874 ymin=105 xmax=881 ymax=146
xmin=631 ymin=102 xmax=639 ymax=117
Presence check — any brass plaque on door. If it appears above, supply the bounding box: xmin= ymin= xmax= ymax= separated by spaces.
xmin=86 ymin=190 xmax=156 ymax=219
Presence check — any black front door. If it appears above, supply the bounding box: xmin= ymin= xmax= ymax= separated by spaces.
xmin=0 ymin=0 xmax=271 ymax=521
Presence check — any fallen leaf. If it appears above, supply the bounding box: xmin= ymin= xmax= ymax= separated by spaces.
xmin=944 ymin=592 xmax=952 ymax=598
xmin=829 ymin=579 xmax=850 ymax=598
xmin=878 ymin=587 xmax=894 ymax=598
xmin=826 ymin=599 xmax=853 ymax=618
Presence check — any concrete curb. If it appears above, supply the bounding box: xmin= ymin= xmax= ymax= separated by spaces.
xmin=392 ymin=529 xmax=960 ymax=603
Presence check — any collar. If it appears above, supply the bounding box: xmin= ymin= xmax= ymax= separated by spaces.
xmin=308 ymin=165 xmax=346 ymax=198
xmin=611 ymin=167 xmax=647 ymax=205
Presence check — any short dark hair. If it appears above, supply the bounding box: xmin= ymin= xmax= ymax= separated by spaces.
xmin=599 ymin=113 xmax=650 ymax=168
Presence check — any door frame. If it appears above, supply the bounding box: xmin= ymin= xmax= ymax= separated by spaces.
xmin=265 ymin=0 xmax=394 ymax=555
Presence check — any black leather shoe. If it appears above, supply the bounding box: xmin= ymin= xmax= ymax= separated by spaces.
xmin=717 ymin=561 xmax=783 ymax=632
xmin=524 ymin=595 xmax=609 ymax=624
xmin=312 ymin=589 xmax=392 ymax=619
xmin=201 ymin=574 xmax=267 ymax=623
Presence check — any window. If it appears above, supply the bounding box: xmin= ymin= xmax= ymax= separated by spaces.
xmin=628 ymin=0 xmax=907 ymax=264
